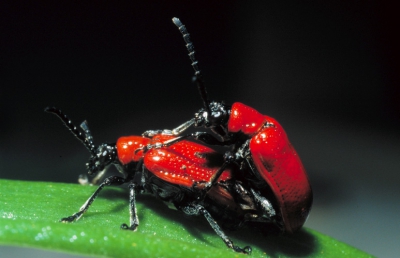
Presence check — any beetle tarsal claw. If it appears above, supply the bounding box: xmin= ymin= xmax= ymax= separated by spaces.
xmin=120 ymin=223 xmax=138 ymax=231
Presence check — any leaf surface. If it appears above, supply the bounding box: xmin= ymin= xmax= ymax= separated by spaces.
xmin=0 ymin=179 xmax=374 ymax=257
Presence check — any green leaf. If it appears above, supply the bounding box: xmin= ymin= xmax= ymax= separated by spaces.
xmin=0 ymin=179 xmax=373 ymax=257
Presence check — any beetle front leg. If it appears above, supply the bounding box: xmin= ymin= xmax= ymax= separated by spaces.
xmin=141 ymin=132 xmax=232 ymax=152
xmin=182 ymin=204 xmax=252 ymax=254
xmin=142 ymin=118 xmax=195 ymax=137
xmin=120 ymin=182 xmax=140 ymax=231
xmin=61 ymin=175 xmax=127 ymax=223
xmin=194 ymin=151 xmax=236 ymax=200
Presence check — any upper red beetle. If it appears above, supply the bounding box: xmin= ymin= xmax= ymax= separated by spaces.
xmin=153 ymin=17 xmax=313 ymax=234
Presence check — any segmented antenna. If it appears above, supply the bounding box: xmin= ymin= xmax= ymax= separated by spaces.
xmin=45 ymin=107 xmax=96 ymax=154
xmin=80 ymin=120 xmax=94 ymax=147
xmin=172 ymin=17 xmax=211 ymax=115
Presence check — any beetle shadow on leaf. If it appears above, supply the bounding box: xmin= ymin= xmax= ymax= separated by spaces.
xmin=93 ymin=187 xmax=214 ymax=244
xmin=136 ymin=193 xmax=316 ymax=256
xmin=90 ymin=187 xmax=316 ymax=256
xmin=100 ymin=187 xmax=128 ymax=199
xmin=82 ymin=187 xmax=128 ymax=218
xmin=136 ymin=194 xmax=216 ymax=244
xmin=229 ymin=228 xmax=316 ymax=257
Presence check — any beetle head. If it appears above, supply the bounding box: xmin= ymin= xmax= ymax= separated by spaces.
xmin=194 ymin=101 xmax=230 ymax=128
xmin=86 ymin=143 xmax=117 ymax=175
xmin=45 ymin=107 xmax=118 ymax=176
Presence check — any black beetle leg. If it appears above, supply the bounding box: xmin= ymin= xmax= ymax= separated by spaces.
xmin=120 ymin=182 xmax=139 ymax=231
xmin=121 ymin=161 xmax=146 ymax=231
xmin=182 ymin=204 xmax=252 ymax=254
xmin=141 ymin=119 xmax=195 ymax=138
xmin=250 ymin=188 xmax=276 ymax=218
xmin=197 ymin=151 xmax=235 ymax=199
xmin=61 ymin=175 xmax=127 ymax=223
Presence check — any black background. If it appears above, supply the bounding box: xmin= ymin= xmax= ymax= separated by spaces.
xmin=1 ymin=2 xmax=399 ymax=257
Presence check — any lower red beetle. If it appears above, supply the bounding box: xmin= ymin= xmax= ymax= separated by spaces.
xmin=45 ymin=107 xmax=279 ymax=254
xmin=149 ymin=18 xmax=313 ymax=234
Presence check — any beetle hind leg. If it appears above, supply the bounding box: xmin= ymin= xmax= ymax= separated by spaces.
xmin=201 ymin=207 xmax=252 ymax=254
xmin=182 ymin=204 xmax=252 ymax=254
xmin=250 ymin=188 xmax=276 ymax=218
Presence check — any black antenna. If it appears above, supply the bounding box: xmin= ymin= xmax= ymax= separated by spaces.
xmin=172 ymin=17 xmax=211 ymax=115
xmin=45 ymin=107 xmax=96 ymax=154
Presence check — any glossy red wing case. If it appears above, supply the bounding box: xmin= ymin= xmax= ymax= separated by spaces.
xmin=250 ymin=116 xmax=312 ymax=233
xmin=228 ymin=102 xmax=312 ymax=233
xmin=144 ymin=140 xmax=231 ymax=188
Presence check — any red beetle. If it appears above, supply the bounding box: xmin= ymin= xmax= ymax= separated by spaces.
xmin=151 ymin=18 xmax=313 ymax=234
xmin=46 ymin=107 xmax=284 ymax=254
xmin=228 ymin=102 xmax=312 ymax=233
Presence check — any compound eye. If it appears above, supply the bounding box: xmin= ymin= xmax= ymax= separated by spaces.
xmin=212 ymin=111 xmax=221 ymax=118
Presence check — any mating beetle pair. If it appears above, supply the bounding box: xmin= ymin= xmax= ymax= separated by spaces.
xmin=46 ymin=17 xmax=312 ymax=254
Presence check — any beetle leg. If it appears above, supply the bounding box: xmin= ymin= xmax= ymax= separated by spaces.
xmin=133 ymin=135 xmax=190 ymax=155
xmin=156 ymin=134 xmax=189 ymax=147
xmin=120 ymin=182 xmax=140 ymax=231
xmin=138 ymin=131 xmax=232 ymax=153
xmin=182 ymin=204 xmax=252 ymax=254
xmin=195 ymin=151 xmax=235 ymax=200
xmin=171 ymin=118 xmax=196 ymax=135
xmin=142 ymin=118 xmax=195 ymax=137
xmin=60 ymin=175 xmax=127 ymax=223
xmin=250 ymin=188 xmax=276 ymax=218
xmin=121 ymin=161 xmax=146 ymax=231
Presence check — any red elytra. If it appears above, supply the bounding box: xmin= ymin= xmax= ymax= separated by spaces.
xmin=117 ymin=134 xmax=231 ymax=188
xmin=228 ymin=102 xmax=312 ymax=233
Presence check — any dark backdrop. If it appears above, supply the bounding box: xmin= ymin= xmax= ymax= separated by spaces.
xmin=1 ymin=2 xmax=398 ymax=257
